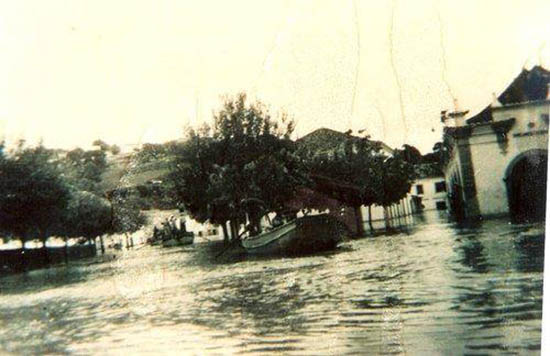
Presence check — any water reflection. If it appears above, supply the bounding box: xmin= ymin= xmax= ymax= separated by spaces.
xmin=0 ymin=211 xmax=544 ymax=355
xmin=454 ymin=234 xmax=491 ymax=273
xmin=514 ymin=233 xmax=545 ymax=273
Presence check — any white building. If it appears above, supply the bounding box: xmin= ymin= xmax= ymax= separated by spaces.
xmin=410 ymin=176 xmax=448 ymax=211
xmin=185 ymin=219 xmax=223 ymax=242
xmin=441 ymin=65 xmax=549 ymax=223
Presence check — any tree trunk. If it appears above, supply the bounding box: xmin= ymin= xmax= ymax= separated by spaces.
xmin=125 ymin=233 xmax=130 ymax=249
xmin=64 ymin=237 xmax=69 ymax=264
xmin=100 ymin=235 xmax=105 ymax=255
xmin=384 ymin=207 xmax=391 ymax=231
xmin=230 ymin=220 xmax=240 ymax=241
xmin=229 ymin=220 xmax=239 ymax=241
xmin=229 ymin=220 xmax=234 ymax=241
xmin=395 ymin=204 xmax=402 ymax=226
xmin=354 ymin=206 xmax=364 ymax=237
xmin=20 ymin=238 xmax=28 ymax=271
xmin=42 ymin=239 xmax=50 ymax=265
xmin=367 ymin=205 xmax=374 ymax=234
xmin=221 ymin=222 xmax=229 ymax=245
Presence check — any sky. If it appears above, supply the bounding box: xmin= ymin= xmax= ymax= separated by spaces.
xmin=1 ymin=0 xmax=549 ymax=153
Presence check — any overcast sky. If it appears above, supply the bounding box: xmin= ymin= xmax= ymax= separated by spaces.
xmin=1 ymin=0 xmax=549 ymax=153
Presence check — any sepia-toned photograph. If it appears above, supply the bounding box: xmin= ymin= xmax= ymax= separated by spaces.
xmin=0 ymin=1 xmax=549 ymax=354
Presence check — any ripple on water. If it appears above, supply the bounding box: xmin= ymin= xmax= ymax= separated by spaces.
xmin=0 ymin=212 xmax=544 ymax=355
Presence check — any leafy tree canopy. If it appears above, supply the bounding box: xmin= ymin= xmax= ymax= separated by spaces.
xmin=0 ymin=142 xmax=72 ymax=243
xmin=300 ymin=132 xmax=384 ymax=207
xmin=170 ymin=93 xmax=307 ymax=235
xmin=376 ymin=155 xmax=416 ymax=207
xmin=396 ymin=144 xmax=423 ymax=165
xmin=60 ymin=147 xmax=108 ymax=194
xmin=61 ymin=190 xmax=112 ymax=240
xmin=110 ymin=191 xmax=147 ymax=235
xmin=300 ymin=132 xmax=416 ymax=209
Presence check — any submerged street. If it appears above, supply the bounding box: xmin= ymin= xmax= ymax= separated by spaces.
xmin=0 ymin=211 xmax=544 ymax=355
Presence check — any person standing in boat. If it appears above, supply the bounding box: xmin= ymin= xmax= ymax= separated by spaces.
xmin=180 ymin=216 xmax=187 ymax=232
xmin=272 ymin=213 xmax=283 ymax=228
xmin=153 ymin=226 xmax=159 ymax=242
xmin=162 ymin=218 xmax=172 ymax=240
xmin=169 ymin=215 xmax=179 ymax=238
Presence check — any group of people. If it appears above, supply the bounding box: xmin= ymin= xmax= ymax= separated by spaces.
xmin=152 ymin=215 xmax=188 ymax=242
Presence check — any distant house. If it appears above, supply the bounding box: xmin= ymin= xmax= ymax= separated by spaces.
xmin=184 ymin=218 xmax=223 ymax=242
xmin=410 ymin=164 xmax=448 ymax=211
xmin=441 ymin=65 xmax=549 ymax=223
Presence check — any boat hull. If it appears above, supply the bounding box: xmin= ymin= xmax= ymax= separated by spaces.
xmin=242 ymin=214 xmax=347 ymax=255
xmin=162 ymin=233 xmax=194 ymax=247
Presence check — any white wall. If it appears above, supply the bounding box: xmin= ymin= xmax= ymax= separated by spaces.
xmin=185 ymin=218 xmax=223 ymax=241
xmin=469 ymin=101 xmax=549 ymax=216
xmin=411 ymin=176 xmax=448 ymax=211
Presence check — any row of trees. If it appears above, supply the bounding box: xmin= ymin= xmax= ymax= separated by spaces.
xmin=0 ymin=93 xmax=419 ymax=259
xmin=0 ymin=140 xmax=145 ymax=264
xmin=298 ymin=131 xmax=415 ymax=234
xmin=169 ymin=93 xmax=416 ymax=241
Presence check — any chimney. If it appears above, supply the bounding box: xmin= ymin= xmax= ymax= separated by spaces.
xmin=448 ymin=110 xmax=468 ymax=127
xmin=453 ymin=98 xmax=460 ymax=112
xmin=441 ymin=99 xmax=469 ymax=127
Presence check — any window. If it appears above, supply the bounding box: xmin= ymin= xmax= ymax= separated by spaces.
xmin=416 ymin=184 xmax=424 ymax=195
xmin=435 ymin=181 xmax=446 ymax=193
xmin=436 ymin=201 xmax=447 ymax=210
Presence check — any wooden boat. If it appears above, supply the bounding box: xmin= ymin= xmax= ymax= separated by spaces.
xmin=241 ymin=214 xmax=348 ymax=255
xmin=162 ymin=232 xmax=194 ymax=247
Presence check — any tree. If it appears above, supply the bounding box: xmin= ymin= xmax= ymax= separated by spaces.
xmin=0 ymin=142 xmax=71 ymax=261
xmin=170 ymin=93 xmax=306 ymax=242
xmin=397 ymin=144 xmax=423 ymax=164
xmin=111 ymin=191 xmax=147 ymax=249
xmin=374 ymin=154 xmax=416 ymax=230
xmin=92 ymin=139 xmax=110 ymax=152
xmin=61 ymin=190 xmax=112 ymax=258
xmin=110 ymin=144 xmax=121 ymax=155
xmin=299 ymin=132 xmax=416 ymax=234
xmin=60 ymin=147 xmax=108 ymax=194
xmin=301 ymin=133 xmax=385 ymax=235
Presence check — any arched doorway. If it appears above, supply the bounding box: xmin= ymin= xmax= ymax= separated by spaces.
xmin=505 ymin=150 xmax=548 ymax=224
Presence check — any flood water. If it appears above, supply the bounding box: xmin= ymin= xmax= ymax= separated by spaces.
xmin=0 ymin=211 xmax=545 ymax=355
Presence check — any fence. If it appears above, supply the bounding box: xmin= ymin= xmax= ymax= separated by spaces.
xmin=0 ymin=244 xmax=97 ymax=275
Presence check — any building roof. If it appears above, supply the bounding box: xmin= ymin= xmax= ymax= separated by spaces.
xmin=297 ymin=128 xmax=394 ymax=154
xmin=100 ymin=128 xmax=395 ymax=194
xmin=467 ymin=65 xmax=550 ymax=124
